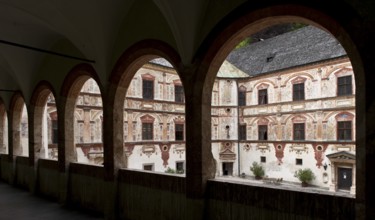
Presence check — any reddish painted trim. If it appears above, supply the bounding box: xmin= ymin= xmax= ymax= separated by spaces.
xmin=140 ymin=114 xmax=155 ymax=123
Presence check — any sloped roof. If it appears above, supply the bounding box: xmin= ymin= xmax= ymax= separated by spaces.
xmin=149 ymin=58 xmax=174 ymax=68
xmin=226 ymin=25 xmax=347 ymax=76
xmin=217 ymin=60 xmax=249 ymax=77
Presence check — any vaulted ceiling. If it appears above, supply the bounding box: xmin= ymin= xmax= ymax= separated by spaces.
xmin=0 ymin=0 xmax=247 ymax=105
xmin=0 ymin=0 xmax=372 ymax=108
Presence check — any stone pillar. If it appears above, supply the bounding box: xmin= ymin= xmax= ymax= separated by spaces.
xmin=329 ymin=162 xmax=336 ymax=192
xmin=350 ymin=163 xmax=356 ymax=195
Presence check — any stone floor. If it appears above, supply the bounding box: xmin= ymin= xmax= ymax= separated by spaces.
xmin=0 ymin=181 xmax=104 ymax=220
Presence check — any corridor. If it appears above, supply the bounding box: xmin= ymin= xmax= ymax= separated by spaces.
xmin=0 ymin=181 xmax=103 ymax=220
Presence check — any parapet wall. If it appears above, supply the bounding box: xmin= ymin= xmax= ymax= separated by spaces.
xmin=0 ymin=156 xmax=355 ymax=219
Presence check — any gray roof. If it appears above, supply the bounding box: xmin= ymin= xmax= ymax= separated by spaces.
xmin=149 ymin=58 xmax=174 ymax=68
xmin=226 ymin=26 xmax=347 ymax=76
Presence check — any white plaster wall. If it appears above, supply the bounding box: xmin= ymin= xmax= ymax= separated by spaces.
xmin=77 ymin=147 xmax=89 ymax=164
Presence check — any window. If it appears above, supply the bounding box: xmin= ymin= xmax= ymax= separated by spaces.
xmin=258 ymin=89 xmax=268 ymax=105
xmin=293 ymin=83 xmax=305 ymax=101
xmin=142 ymin=79 xmax=154 ymax=100
xmin=52 ymin=120 xmax=58 ymax=144
xmin=338 ymin=76 xmax=352 ymax=96
xmin=176 ymin=161 xmax=184 ymax=174
xmin=260 ymin=156 xmax=266 ymax=163
xmin=296 ymin=158 xmax=303 ymax=165
xmin=239 ymin=124 xmax=246 ymax=140
xmin=142 ymin=122 xmax=153 ymax=140
xmin=258 ymin=125 xmax=268 ymax=140
xmin=338 ymin=121 xmax=352 ymax=141
xmin=238 ymin=90 xmax=246 ymax=106
xmin=143 ymin=164 xmax=153 ymax=171
xmin=293 ymin=123 xmax=305 ymax=140
xmin=175 ymin=85 xmax=184 ymax=102
xmin=175 ymin=124 xmax=184 ymax=141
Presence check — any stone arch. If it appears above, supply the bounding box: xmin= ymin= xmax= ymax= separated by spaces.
xmin=29 ymin=81 xmax=58 ymax=162
xmin=9 ymin=92 xmax=28 ymax=157
xmin=60 ymin=63 xmax=103 ymax=167
xmin=108 ymin=39 xmax=181 ymax=171
xmin=200 ymin=9 xmax=364 ymax=188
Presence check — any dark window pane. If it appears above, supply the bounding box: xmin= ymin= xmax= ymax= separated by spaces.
xmin=175 ymin=85 xmax=185 ymax=103
xmin=293 ymin=123 xmax=305 ymax=140
xmin=293 ymin=83 xmax=305 ymax=101
xmin=296 ymin=158 xmax=303 ymax=165
xmin=143 ymin=80 xmax=154 ymax=100
xmin=258 ymin=125 xmax=268 ymax=140
xmin=338 ymin=76 xmax=352 ymax=96
xmin=176 ymin=162 xmax=184 ymax=173
xmin=238 ymin=91 xmax=246 ymax=106
xmin=142 ymin=123 xmax=153 ymax=140
xmin=258 ymin=89 xmax=268 ymax=105
xmin=239 ymin=125 xmax=247 ymax=140
xmin=338 ymin=121 xmax=352 ymax=141
xmin=143 ymin=164 xmax=153 ymax=171
xmin=175 ymin=124 xmax=184 ymax=141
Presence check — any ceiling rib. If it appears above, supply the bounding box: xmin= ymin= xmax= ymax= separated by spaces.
xmin=0 ymin=39 xmax=95 ymax=63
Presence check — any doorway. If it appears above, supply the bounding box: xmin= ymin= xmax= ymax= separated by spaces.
xmin=222 ymin=162 xmax=233 ymax=176
xmin=338 ymin=167 xmax=352 ymax=190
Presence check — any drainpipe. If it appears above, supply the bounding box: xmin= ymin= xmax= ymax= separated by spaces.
xmin=237 ymin=82 xmax=241 ymax=177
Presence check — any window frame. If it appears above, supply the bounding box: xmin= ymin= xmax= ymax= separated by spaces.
xmin=174 ymin=85 xmax=185 ymax=103
xmin=142 ymin=79 xmax=154 ymax=100
xmin=337 ymin=75 xmax=352 ymax=96
xmin=337 ymin=121 xmax=352 ymax=141
xmin=175 ymin=123 xmax=184 ymax=141
xmin=293 ymin=123 xmax=305 ymax=141
xmin=293 ymin=82 xmax=305 ymax=101
xmin=238 ymin=90 xmax=246 ymax=106
xmin=239 ymin=124 xmax=247 ymax=140
xmin=142 ymin=122 xmax=153 ymax=140
xmin=258 ymin=124 xmax=268 ymax=140
xmin=258 ymin=88 xmax=268 ymax=105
